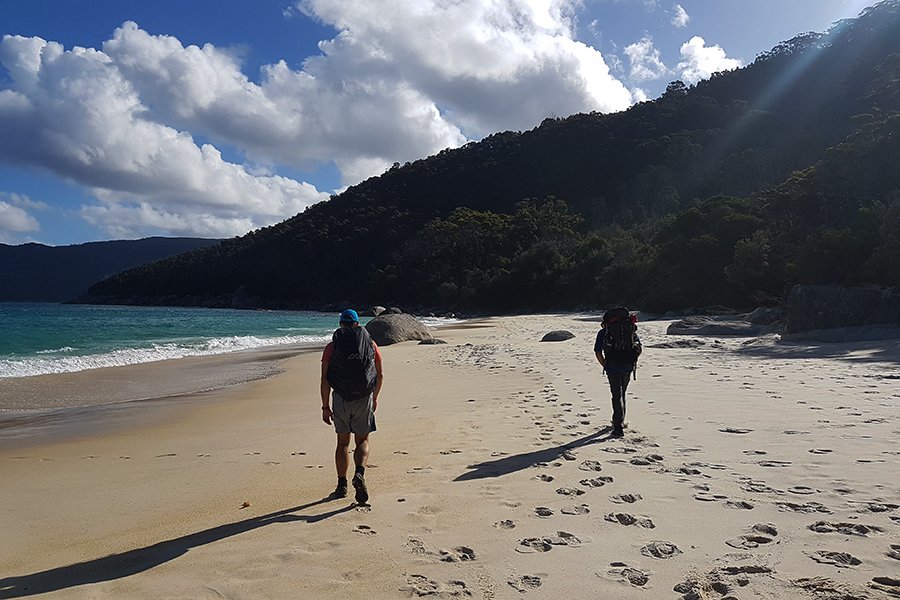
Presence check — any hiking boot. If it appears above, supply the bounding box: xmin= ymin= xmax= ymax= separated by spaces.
xmin=332 ymin=480 xmax=348 ymax=498
xmin=352 ymin=473 xmax=369 ymax=505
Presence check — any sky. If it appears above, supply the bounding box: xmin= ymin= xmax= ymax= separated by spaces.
xmin=0 ymin=0 xmax=879 ymax=246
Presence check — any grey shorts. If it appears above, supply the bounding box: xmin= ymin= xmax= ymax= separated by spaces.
xmin=332 ymin=391 xmax=376 ymax=435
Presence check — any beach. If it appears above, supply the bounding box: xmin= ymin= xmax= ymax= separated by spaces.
xmin=1 ymin=314 xmax=898 ymax=599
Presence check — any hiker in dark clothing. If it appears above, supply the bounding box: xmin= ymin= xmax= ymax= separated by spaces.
xmin=320 ymin=309 xmax=383 ymax=504
xmin=594 ymin=307 xmax=642 ymax=438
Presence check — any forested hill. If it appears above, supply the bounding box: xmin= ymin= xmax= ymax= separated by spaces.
xmin=0 ymin=237 xmax=221 ymax=302
xmin=80 ymin=1 xmax=900 ymax=313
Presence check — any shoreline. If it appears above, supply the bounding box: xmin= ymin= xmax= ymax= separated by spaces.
xmin=0 ymin=343 xmax=324 ymax=449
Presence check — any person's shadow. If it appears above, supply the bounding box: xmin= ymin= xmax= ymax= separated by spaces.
xmin=454 ymin=427 xmax=614 ymax=481
xmin=0 ymin=496 xmax=354 ymax=598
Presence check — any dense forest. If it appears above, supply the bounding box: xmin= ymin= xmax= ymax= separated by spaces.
xmin=0 ymin=237 xmax=220 ymax=302
xmin=79 ymin=1 xmax=900 ymax=314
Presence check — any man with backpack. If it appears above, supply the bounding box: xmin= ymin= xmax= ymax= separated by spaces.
xmin=320 ymin=309 xmax=383 ymax=504
xmin=594 ymin=307 xmax=642 ymax=438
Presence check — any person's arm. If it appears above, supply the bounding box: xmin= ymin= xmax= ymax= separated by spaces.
xmin=320 ymin=346 xmax=333 ymax=424
xmin=594 ymin=330 xmax=606 ymax=370
xmin=373 ymin=344 xmax=383 ymax=411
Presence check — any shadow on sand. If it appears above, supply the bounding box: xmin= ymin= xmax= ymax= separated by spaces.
xmin=0 ymin=496 xmax=355 ymax=598
xmin=453 ymin=427 xmax=617 ymax=482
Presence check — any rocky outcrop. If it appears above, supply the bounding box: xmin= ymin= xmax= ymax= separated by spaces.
xmin=785 ymin=285 xmax=900 ymax=333
xmin=360 ymin=306 xmax=386 ymax=317
xmin=387 ymin=307 xmax=403 ymax=314
xmin=666 ymin=316 xmax=769 ymax=337
xmin=365 ymin=314 xmax=432 ymax=345
xmin=540 ymin=330 xmax=576 ymax=342
xmin=418 ymin=338 xmax=447 ymax=345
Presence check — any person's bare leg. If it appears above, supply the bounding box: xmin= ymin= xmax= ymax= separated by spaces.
xmin=352 ymin=433 xmax=370 ymax=504
xmin=335 ymin=433 xmax=351 ymax=477
xmin=353 ymin=433 xmax=369 ymax=468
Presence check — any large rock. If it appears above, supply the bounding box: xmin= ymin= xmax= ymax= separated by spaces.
xmin=360 ymin=306 xmax=386 ymax=317
xmin=540 ymin=330 xmax=576 ymax=342
xmin=785 ymin=285 xmax=900 ymax=333
xmin=365 ymin=314 xmax=432 ymax=346
xmin=666 ymin=316 xmax=768 ymax=337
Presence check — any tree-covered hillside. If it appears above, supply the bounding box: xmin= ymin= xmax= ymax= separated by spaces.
xmin=80 ymin=1 xmax=900 ymax=313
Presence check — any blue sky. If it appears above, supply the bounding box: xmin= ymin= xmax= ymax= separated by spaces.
xmin=0 ymin=0 xmax=878 ymax=245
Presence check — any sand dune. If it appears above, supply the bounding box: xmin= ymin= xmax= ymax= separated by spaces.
xmin=1 ymin=315 xmax=898 ymax=598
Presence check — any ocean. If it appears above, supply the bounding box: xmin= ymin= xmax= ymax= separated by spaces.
xmin=0 ymin=303 xmax=452 ymax=380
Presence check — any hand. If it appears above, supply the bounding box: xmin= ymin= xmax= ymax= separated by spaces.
xmin=322 ymin=406 xmax=332 ymax=425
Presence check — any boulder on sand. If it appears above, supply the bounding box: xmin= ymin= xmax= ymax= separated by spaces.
xmin=540 ymin=330 xmax=576 ymax=342
xmin=360 ymin=306 xmax=386 ymax=317
xmin=666 ymin=316 xmax=768 ymax=337
xmin=365 ymin=314 xmax=432 ymax=346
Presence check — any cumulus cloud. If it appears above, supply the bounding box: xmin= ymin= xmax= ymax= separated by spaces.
xmin=672 ymin=4 xmax=690 ymax=28
xmin=0 ymin=192 xmax=42 ymax=238
xmin=677 ymin=36 xmax=743 ymax=83
xmin=0 ymin=1 xmax=636 ymax=239
xmin=624 ymin=36 xmax=667 ymax=82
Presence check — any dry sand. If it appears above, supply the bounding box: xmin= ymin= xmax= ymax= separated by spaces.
xmin=1 ymin=315 xmax=898 ymax=599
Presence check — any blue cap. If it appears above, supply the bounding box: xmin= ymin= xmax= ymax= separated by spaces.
xmin=339 ymin=309 xmax=359 ymax=323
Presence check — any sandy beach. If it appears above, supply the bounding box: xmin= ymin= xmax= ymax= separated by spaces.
xmin=1 ymin=314 xmax=898 ymax=599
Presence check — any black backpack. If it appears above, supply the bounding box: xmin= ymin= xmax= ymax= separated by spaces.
xmin=601 ymin=307 xmax=641 ymax=363
xmin=326 ymin=326 xmax=377 ymax=400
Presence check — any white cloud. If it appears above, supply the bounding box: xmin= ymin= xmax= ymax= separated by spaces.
xmin=624 ymin=36 xmax=667 ymax=81
xmin=0 ymin=193 xmax=41 ymax=235
xmin=631 ymin=87 xmax=649 ymax=102
xmin=0 ymin=2 xmax=636 ymax=239
xmin=677 ymin=36 xmax=742 ymax=84
xmin=672 ymin=4 xmax=690 ymax=28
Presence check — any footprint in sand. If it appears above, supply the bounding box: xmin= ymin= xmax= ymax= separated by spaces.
xmin=156 ymin=453 xmax=177 ymax=458
xmin=353 ymin=525 xmax=376 ymax=536
xmin=723 ymin=500 xmax=755 ymax=510
xmin=758 ymin=460 xmax=792 ymax=468
xmin=535 ymin=507 xmax=554 ymax=518
xmin=561 ymin=504 xmax=590 ymax=515
xmin=808 ymin=448 xmax=833 ymax=454
xmin=776 ymin=501 xmax=831 ymax=514
xmin=870 ymin=577 xmax=900 ymax=596
xmin=720 ymin=428 xmax=752 ymax=434
xmin=516 ymin=532 xmax=583 ymax=553
xmin=640 ymin=541 xmax=681 ymax=559
xmin=604 ymin=513 xmax=655 ymax=529
xmin=494 ymin=520 xmax=517 ymax=530
xmin=556 ymin=487 xmax=585 ymax=496
xmin=535 ymin=474 xmax=555 ymax=482
xmin=808 ymin=521 xmax=883 ymax=536
xmin=580 ymin=476 xmax=614 ymax=488
xmin=605 ymin=564 xmax=651 ymax=587
xmin=630 ymin=454 xmax=664 ymax=466
xmin=808 ymin=550 xmax=862 ymax=568
xmin=610 ymin=493 xmax=643 ymax=504
xmin=400 ymin=575 xmax=471 ymax=597
xmin=788 ymin=486 xmax=818 ymax=495
xmin=508 ymin=575 xmax=543 ymax=593
xmin=888 ymin=544 xmax=900 ymax=561
xmin=693 ymin=493 xmax=728 ymax=502
xmin=743 ymin=449 xmax=767 ymax=455
xmin=439 ymin=547 xmax=476 ymax=562
xmin=602 ymin=446 xmax=638 ymax=454
xmin=578 ymin=460 xmax=603 ymax=472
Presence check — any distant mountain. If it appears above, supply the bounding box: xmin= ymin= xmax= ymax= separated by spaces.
xmin=79 ymin=1 xmax=900 ymax=313
xmin=0 ymin=237 xmax=222 ymax=302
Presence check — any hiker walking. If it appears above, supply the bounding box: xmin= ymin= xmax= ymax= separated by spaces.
xmin=320 ymin=309 xmax=383 ymax=504
xmin=594 ymin=307 xmax=642 ymax=438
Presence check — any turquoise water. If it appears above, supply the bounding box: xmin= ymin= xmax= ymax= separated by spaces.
xmin=0 ymin=303 xmax=343 ymax=378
